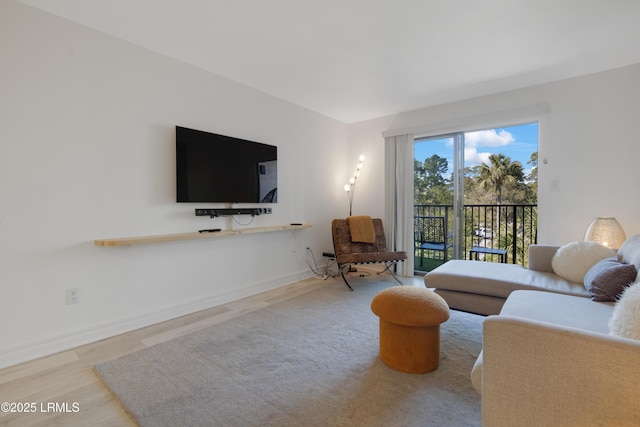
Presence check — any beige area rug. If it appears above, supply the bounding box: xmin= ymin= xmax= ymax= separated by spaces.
xmin=95 ymin=279 xmax=483 ymax=426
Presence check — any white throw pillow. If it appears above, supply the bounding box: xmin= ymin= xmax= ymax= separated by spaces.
xmin=609 ymin=283 xmax=640 ymax=340
xmin=617 ymin=234 xmax=640 ymax=265
xmin=551 ymin=241 xmax=616 ymax=283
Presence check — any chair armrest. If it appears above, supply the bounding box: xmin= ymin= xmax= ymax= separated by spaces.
xmin=482 ymin=316 xmax=640 ymax=426
xmin=527 ymin=244 xmax=560 ymax=272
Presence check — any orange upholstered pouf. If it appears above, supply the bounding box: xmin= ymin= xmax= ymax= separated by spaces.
xmin=371 ymin=286 xmax=450 ymax=373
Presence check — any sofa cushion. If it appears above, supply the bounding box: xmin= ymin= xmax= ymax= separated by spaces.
xmin=618 ymin=234 xmax=640 ymax=277
xmin=551 ymin=241 xmax=615 ymax=283
xmin=584 ymin=257 xmax=637 ymax=302
xmin=609 ymin=283 xmax=640 ymax=340
xmin=499 ymin=290 xmax=613 ymax=333
xmin=527 ymin=244 xmax=559 ymax=272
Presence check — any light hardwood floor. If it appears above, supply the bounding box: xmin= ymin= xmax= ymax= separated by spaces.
xmin=0 ymin=273 xmax=422 ymax=426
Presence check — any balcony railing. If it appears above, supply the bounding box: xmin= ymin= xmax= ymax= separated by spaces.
xmin=414 ymin=204 xmax=537 ymax=272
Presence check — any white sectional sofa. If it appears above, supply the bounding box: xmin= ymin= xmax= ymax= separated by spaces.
xmin=426 ymin=235 xmax=640 ymax=426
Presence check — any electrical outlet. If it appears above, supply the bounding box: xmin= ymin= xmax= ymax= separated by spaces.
xmin=66 ymin=288 xmax=80 ymax=305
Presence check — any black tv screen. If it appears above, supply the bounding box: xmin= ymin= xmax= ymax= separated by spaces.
xmin=176 ymin=126 xmax=277 ymax=203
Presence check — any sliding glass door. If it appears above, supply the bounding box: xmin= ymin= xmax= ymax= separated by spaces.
xmin=414 ymin=134 xmax=462 ymax=270
xmin=414 ymin=123 xmax=538 ymax=272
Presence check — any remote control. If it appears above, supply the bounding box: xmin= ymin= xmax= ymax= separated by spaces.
xmin=199 ymin=228 xmax=222 ymax=233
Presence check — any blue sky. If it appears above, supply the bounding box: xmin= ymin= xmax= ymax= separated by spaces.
xmin=414 ymin=122 xmax=538 ymax=175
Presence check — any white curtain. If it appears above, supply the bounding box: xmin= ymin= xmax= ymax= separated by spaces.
xmin=384 ymin=134 xmax=414 ymax=276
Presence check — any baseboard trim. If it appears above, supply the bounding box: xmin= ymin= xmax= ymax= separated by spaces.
xmin=0 ymin=270 xmax=314 ymax=369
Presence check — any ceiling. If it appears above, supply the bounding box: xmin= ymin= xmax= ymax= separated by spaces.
xmin=18 ymin=0 xmax=640 ymax=123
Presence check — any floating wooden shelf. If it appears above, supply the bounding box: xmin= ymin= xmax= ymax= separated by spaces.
xmin=94 ymin=224 xmax=312 ymax=247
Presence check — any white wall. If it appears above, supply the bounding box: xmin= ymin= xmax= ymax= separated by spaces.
xmin=4 ymin=0 xmax=640 ymax=369
xmin=0 ymin=1 xmax=348 ymax=368
xmin=349 ymin=63 xmax=640 ymax=245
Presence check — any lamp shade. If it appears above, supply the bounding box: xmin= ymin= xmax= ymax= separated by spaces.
xmin=584 ymin=217 xmax=626 ymax=249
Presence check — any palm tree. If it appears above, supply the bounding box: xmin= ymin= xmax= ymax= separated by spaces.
xmin=477 ymin=154 xmax=525 ymax=239
xmin=478 ymin=154 xmax=524 ymax=205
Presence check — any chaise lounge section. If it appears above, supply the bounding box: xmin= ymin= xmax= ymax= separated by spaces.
xmin=424 ymin=244 xmax=594 ymax=315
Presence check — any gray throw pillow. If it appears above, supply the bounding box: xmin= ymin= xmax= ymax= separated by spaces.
xmin=583 ymin=257 xmax=637 ymax=302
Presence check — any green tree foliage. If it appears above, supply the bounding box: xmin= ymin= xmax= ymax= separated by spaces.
xmin=414 ymin=152 xmax=538 ymax=206
xmin=415 ymin=155 xmax=452 ymax=205
xmin=414 ymin=151 xmax=538 ymax=267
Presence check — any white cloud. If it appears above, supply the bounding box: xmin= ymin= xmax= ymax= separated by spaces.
xmin=464 ymin=129 xmax=515 ymax=166
xmin=464 ymin=148 xmax=491 ymax=165
xmin=465 ymin=129 xmax=515 ymax=148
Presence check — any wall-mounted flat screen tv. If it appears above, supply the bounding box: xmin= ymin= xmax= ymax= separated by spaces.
xmin=176 ymin=126 xmax=277 ymax=203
